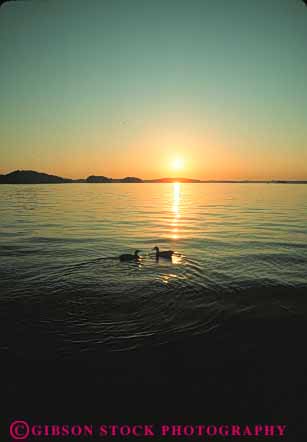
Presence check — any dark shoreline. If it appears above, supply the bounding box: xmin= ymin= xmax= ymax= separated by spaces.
xmin=1 ymin=170 xmax=306 ymax=184
xmin=1 ymin=181 xmax=307 ymax=185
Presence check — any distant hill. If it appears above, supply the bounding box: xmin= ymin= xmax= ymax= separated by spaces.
xmin=0 ymin=170 xmax=144 ymax=184
xmin=86 ymin=175 xmax=112 ymax=183
xmin=113 ymin=177 xmax=143 ymax=183
xmin=0 ymin=170 xmax=306 ymax=184
xmin=86 ymin=176 xmax=143 ymax=183
xmin=0 ymin=170 xmax=72 ymax=184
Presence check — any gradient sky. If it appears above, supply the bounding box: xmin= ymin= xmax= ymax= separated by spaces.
xmin=0 ymin=0 xmax=307 ymax=179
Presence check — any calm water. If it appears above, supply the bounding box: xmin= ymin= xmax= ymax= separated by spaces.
xmin=1 ymin=183 xmax=307 ymax=355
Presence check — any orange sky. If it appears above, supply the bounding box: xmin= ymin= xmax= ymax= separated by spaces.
xmin=0 ymin=0 xmax=307 ymax=180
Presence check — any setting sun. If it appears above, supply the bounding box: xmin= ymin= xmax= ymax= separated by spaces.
xmin=171 ymin=157 xmax=185 ymax=171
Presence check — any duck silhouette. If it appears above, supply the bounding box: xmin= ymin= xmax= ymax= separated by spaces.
xmin=119 ymin=250 xmax=141 ymax=262
xmin=152 ymin=246 xmax=174 ymax=259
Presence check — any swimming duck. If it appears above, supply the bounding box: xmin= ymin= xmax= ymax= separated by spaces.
xmin=119 ymin=250 xmax=141 ymax=262
xmin=152 ymin=246 xmax=174 ymax=259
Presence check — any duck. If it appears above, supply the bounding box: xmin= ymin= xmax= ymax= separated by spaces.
xmin=119 ymin=250 xmax=141 ymax=262
xmin=152 ymin=246 xmax=174 ymax=259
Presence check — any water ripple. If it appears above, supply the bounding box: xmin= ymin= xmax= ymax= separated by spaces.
xmin=0 ymin=183 xmax=307 ymax=355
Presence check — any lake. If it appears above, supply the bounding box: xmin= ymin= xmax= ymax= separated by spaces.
xmin=0 ymin=183 xmax=307 ymax=357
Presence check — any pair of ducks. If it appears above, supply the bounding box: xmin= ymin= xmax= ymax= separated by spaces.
xmin=119 ymin=246 xmax=174 ymax=262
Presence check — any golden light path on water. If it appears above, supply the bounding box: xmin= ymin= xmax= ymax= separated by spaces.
xmin=160 ymin=183 xmax=184 ymax=284
xmin=171 ymin=182 xmax=181 ymax=240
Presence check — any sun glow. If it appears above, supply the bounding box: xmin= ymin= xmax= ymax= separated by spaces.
xmin=171 ymin=157 xmax=184 ymax=171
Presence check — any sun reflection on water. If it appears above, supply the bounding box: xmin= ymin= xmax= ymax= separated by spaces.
xmin=171 ymin=182 xmax=181 ymax=239
xmin=172 ymin=253 xmax=183 ymax=264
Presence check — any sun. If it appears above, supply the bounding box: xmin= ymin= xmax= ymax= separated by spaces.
xmin=171 ymin=157 xmax=184 ymax=171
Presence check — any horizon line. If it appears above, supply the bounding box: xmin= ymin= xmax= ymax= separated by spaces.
xmin=0 ymin=169 xmax=307 ymax=183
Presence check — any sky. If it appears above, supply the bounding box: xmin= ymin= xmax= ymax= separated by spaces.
xmin=0 ymin=0 xmax=307 ymax=180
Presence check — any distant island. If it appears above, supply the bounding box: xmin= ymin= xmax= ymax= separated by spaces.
xmin=0 ymin=170 xmax=306 ymax=184
xmin=0 ymin=170 xmax=73 ymax=184
xmin=0 ymin=170 xmax=143 ymax=184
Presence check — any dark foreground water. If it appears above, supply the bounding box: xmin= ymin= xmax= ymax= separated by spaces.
xmin=1 ymin=183 xmax=307 ymax=439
